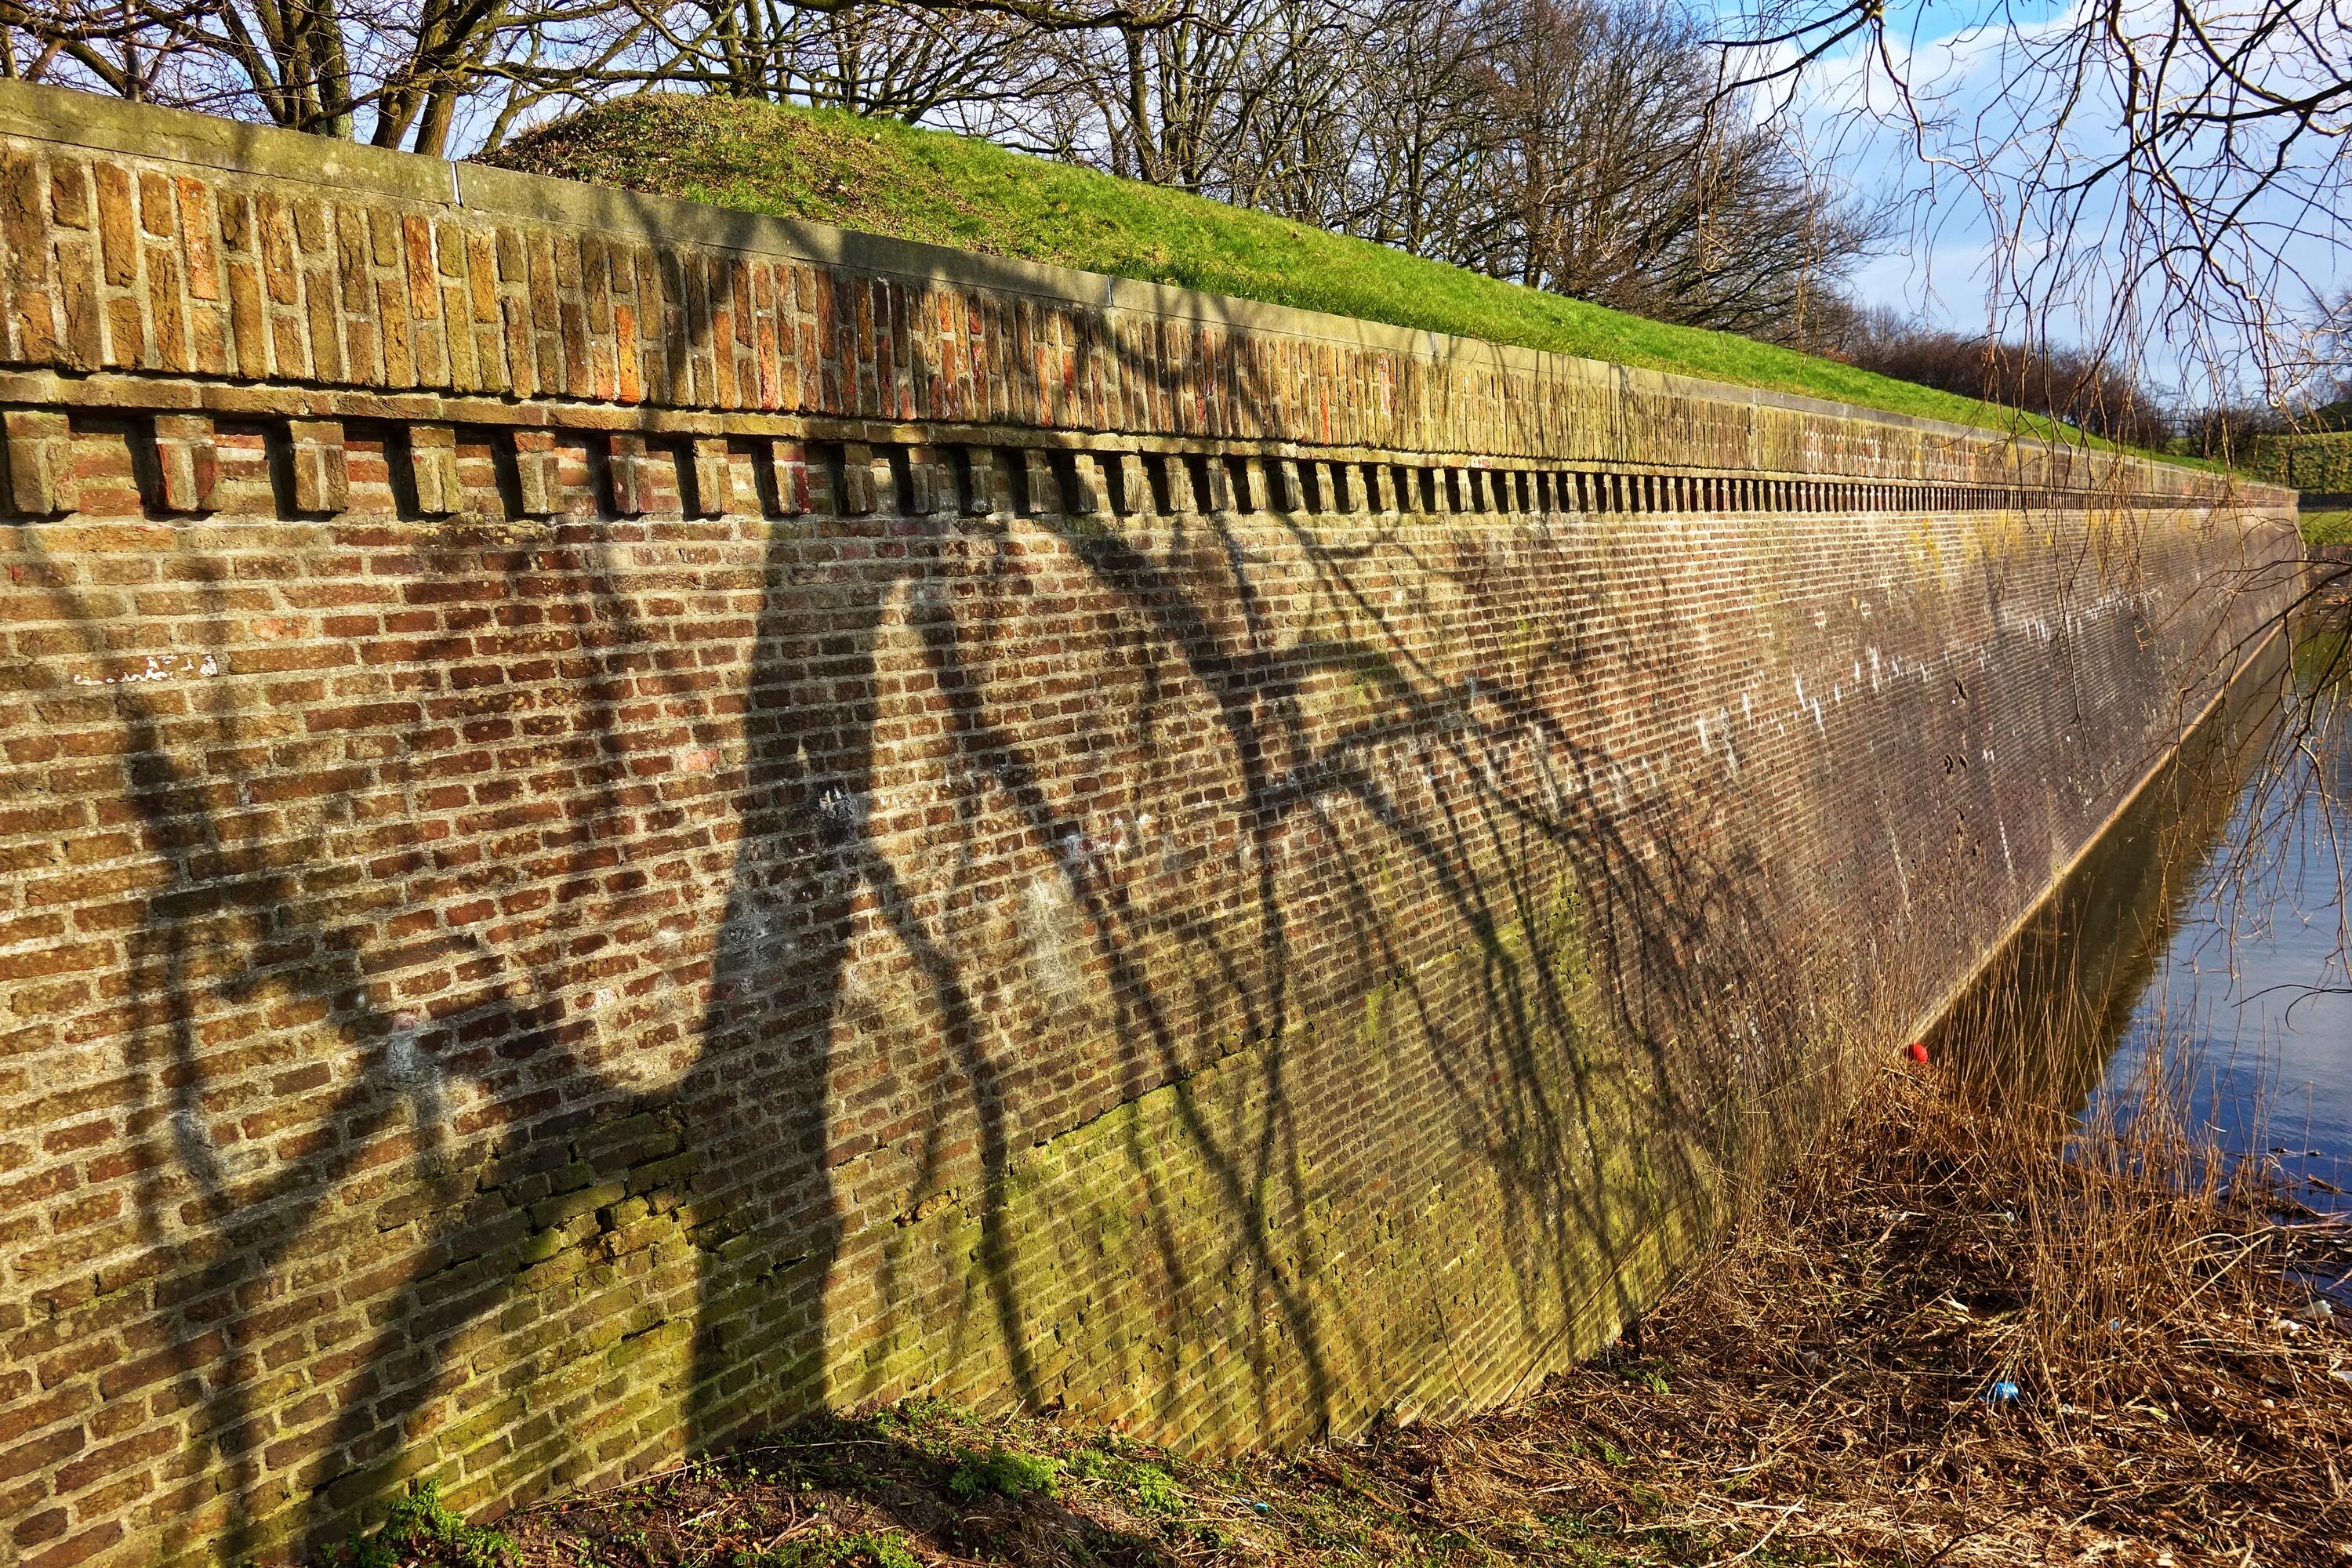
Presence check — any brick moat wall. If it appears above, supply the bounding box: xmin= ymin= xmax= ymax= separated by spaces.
xmin=0 ymin=81 xmax=2300 ymax=1568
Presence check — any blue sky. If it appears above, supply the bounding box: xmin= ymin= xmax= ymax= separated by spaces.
xmin=1744 ymin=0 xmax=2351 ymax=405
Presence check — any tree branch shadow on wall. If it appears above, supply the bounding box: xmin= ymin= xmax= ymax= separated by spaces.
xmin=20 ymin=458 xmax=1852 ymax=1566
xmin=1035 ymin=510 xmax=1795 ymax=1412
xmin=16 ymin=503 xmax=784 ymax=1566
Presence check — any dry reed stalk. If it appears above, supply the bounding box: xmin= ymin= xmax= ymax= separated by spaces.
xmin=487 ymin=1037 xmax=2352 ymax=1568
xmin=1356 ymin=1047 xmax=2352 ymax=1565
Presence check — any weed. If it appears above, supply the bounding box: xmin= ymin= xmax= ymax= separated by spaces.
xmin=1062 ymin=1447 xmax=1183 ymax=1517
xmin=747 ymin=1534 xmax=919 ymax=1568
xmin=339 ymin=1481 xmax=513 ymax=1568
xmin=945 ymin=1446 xmax=1061 ymax=1501
xmin=1128 ymin=1463 xmax=1182 ymax=1515
xmin=1617 ymin=1362 xmax=1670 ymax=1397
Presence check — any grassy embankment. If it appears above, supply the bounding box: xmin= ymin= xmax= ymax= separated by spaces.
xmin=488 ymin=97 xmax=2100 ymax=445
xmin=2302 ymin=510 xmax=2352 ymax=546
xmin=339 ymin=1056 xmax=2351 ymax=1568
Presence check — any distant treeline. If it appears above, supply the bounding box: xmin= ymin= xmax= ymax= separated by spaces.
xmin=1812 ymin=307 xmax=2343 ymax=464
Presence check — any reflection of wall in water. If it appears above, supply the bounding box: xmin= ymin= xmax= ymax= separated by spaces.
xmin=1930 ymin=638 xmax=2291 ymax=1110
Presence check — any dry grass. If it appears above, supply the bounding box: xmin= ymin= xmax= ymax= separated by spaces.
xmin=361 ymin=1051 xmax=2351 ymax=1568
xmin=1345 ymin=1053 xmax=2352 ymax=1565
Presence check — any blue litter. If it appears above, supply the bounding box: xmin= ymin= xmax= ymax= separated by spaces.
xmin=1980 ymin=1380 xmax=2022 ymax=1403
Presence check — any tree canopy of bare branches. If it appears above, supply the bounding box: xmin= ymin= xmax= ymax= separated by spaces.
xmin=3 ymin=0 xmax=1881 ymax=347
xmin=959 ymin=0 xmax=1880 ymax=343
xmin=0 ymin=0 xmax=1160 ymax=153
xmin=1715 ymin=0 xmax=2352 ymax=407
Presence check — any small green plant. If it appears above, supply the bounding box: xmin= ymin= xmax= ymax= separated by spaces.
xmin=1063 ymin=1447 xmax=1184 ymax=1515
xmin=342 ymin=1481 xmax=513 ymax=1568
xmin=946 ymin=1445 xmax=1062 ymax=1501
xmin=1130 ymin=1463 xmax=1183 ymax=1515
xmin=1616 ymin=1358 xmax=1671 ymax=1396
xmin=873 ymin=1394 xmax=961 ymax=1437
xmin=750 ymin=1533 xmax=920 ymax=1568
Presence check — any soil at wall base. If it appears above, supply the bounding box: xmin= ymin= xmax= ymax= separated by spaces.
xmin=330 ymin=1063 xmax=2352 ymax=1568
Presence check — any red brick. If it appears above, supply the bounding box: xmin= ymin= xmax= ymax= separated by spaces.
xmin=21 ymin=1519 xmax=122 ymax=1568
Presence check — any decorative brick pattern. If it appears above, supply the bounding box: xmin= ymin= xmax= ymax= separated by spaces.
xmin=0 ymin=81 xmax=2303 ymax=1568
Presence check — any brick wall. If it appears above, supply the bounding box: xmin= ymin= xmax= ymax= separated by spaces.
xmin=0 ymin=82 xmax=2301 ymax=1568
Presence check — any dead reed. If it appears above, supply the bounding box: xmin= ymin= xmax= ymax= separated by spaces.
xmin=1339 ymin=1047 xmax=2352 ymax=1564
xmin=470 ymin=1039 xmax=2351 ymax=1568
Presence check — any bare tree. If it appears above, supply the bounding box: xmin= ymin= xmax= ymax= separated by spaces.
xmin=1713 ymin=0 xmax=2352 ymax=405
xmin=962 ymin=0 xmax=1363 ymax=191
xmin=0 ymin=0 xmax=634 ymax=151
xmin=1466 ymin=0 xmax=1880 ymax=342
xmin=972 ymin=0 xmax=1879 ymax=344
xmin=0 ymin=0 xmax=1157 ymax=152
xmin=1824 ymin=304 xmax=2178 ymax=446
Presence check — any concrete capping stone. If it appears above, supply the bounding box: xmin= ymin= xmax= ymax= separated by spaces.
xmin=0 ymin=78 xmax=455 ymax=204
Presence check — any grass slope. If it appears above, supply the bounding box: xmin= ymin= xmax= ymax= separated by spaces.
xmin=485 ymin=96 xmax=2054 ymax=440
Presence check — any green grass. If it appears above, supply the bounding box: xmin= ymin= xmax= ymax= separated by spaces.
xmin=2303 ymin=510 xmax=2352 ymax=546
xmin=485 ymin=96 xmax=2117 ymax=446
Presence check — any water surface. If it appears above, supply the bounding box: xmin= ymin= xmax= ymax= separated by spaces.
xmin=1943 ymin=630 xmax=2352 ymax=1211
xmin=2118 ymin=635 xmax=2352 ymax=1207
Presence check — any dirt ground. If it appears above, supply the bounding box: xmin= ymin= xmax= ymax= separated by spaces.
xmin=339 ymin=1064 xmax=2352 ymax=1568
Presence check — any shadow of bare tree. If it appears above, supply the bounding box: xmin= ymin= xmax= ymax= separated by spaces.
xmin=0 ymin=420 xmax=2289 ymax=1568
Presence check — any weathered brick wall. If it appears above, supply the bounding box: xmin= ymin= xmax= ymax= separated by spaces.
xmin=0 ymin=82 xmax=2300 ymax=1568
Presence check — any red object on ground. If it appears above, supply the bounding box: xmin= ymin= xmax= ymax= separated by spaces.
xmin=1907 ymin=1041 xmax=1931 ymax=1064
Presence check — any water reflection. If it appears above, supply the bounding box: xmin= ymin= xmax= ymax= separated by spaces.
xmin=1935 ymin=626 xmax=2352 ymax=1212
xmin=2115 ymin=630 xmax=2352 ymax=1209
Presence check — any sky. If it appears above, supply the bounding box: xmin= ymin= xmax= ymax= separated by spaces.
xmin=1744 ymin=0 xmax=2351 ymax=405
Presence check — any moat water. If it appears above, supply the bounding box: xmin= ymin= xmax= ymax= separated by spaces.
xmin=1967 ymin=628 xmax=2352 ymax=1214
